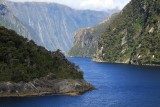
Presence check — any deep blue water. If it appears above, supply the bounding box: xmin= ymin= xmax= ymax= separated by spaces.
xmin=0 ymin=58 xmax=160 ymax=107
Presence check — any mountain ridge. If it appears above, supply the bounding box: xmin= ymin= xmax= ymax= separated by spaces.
xmin=6 ymin=1 xmax=110 ymax=54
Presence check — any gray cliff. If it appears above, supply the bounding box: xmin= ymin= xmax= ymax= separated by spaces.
xmin=0 ymin=3 xmax=43 ymax=46
xmin=69 ymin=13 xmax=119 ymax=57
xmin=6 ymin=2 xmax=109 ymax=54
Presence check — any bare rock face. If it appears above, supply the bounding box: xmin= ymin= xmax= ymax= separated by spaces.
xmin=0 ymin=4 xmax=43 ymax=46
xmin=6 ymin=2 xmax=110 ymax=54
xmin=0 ymin=73 xmax=94 ymax=97
xmin=69 ymin=13 xmax=119 ymax=57
xmin=69 ymin=27 xmax=98 ymax=57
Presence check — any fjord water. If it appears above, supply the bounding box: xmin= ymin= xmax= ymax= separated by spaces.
xmin=1 ymin=58 xmax=160 ymax=107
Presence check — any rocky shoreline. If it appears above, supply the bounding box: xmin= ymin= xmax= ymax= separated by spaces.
xmin=0 ymin=73 xmax=94 ymax=97
xmin=92 ymin=58 xmax=160 ymax=67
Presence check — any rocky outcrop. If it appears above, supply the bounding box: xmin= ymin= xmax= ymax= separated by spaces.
xmin=0 ymin=73 xmax=94 ymax=97
xmin=6 ymin=2 xmax=110 ymax=54
xmin=69 ymin=13 xmax=119 ymax=57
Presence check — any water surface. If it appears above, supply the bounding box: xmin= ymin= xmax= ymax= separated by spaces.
xmin=0 ymin=58 xmax=160 ymax=107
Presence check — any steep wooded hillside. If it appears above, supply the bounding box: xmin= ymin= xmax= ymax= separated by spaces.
xmin=94 ymin=0 xmax=160 ymax=65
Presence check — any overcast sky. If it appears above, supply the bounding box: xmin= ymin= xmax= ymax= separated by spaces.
xmin=8 ymin=0 xmax=131 ymax=11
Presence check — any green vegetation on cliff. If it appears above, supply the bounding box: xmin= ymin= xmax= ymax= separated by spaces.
xmin=95 ymin=0 xmax=160 ymax=65
xmin=0 ymin=26 xmax=83 ymax=82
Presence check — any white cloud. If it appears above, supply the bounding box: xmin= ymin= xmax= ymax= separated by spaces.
xmin=8 ymin=0 xmax=131 ymax=11
xmin=80 ymin=0 xmax=118 ymax=11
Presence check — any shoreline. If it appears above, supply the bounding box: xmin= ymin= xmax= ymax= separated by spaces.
xmin=0 ymin=78 xmax=95 ymax=98
xmin=92 ymin=58 xmax=160 ymax=67
xmin=0 ymin=90 xmax=93 ymax=98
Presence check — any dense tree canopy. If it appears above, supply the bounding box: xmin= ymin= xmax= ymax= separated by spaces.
xmin=96 ymin=0 xmax=160 ymax=65
xmin=0 ymin=26 xmax=83 ymax=82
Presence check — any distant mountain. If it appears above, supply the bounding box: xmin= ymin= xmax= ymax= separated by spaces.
xmin=6 ymin=2 xmax=110 ymax=54
xmin=0 ymin=3 xmax=43 ymax=46
xmin=94 ymin=0 xmax=160 ymax=65
xmin=69 ymin=13 xmax=118 ymax=57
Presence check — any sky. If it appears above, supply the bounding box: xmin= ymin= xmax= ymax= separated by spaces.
xmin=8 ymin=0 xmax=131 ymax=11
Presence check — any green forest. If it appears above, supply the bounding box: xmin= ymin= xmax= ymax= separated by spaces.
xmin=0 ymin=26 xmax=83 ymax=82
xmin=96 ymin=0 xmax=160 ymax=65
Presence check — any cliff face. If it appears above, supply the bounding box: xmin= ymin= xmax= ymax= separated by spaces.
xmin=69 ymin=14 xmax=118 ymax=57
xmin=94 ymin=0 xmax=160 ymax=66
xmin=0 ymin=3 xmax=43 ymax=46
xmin=6 ymin=2 xmax=109 ymax=54
xmin=69 ymin=27 xmax=98 ymax=57
xmin=0 ymin=26 xmax=94 ymax=96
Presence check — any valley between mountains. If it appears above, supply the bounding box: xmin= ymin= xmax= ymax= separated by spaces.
xmin=0 ymin=0 xmax=160 ymax=98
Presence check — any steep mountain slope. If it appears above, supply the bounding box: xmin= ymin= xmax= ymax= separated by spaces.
xmin=94 ymin=0 xmax=160 ymax=65
xmin=69 ymin=13 xmax=118 ymax=57
xmin=0 ymin=0 xmax=4 ymax=4
xmin=6 ymin=2 xmax=109 ymax=54
xmin=0 ymin=26 xmax=93 ymax=96
xmin=0 ymin=3 xmax=42 ymax=46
